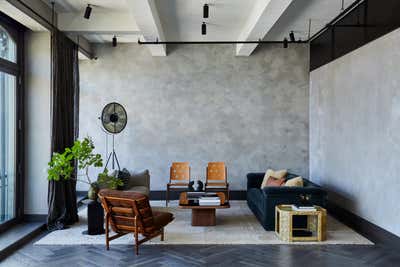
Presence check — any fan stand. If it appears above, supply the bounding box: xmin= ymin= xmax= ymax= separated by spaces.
xmin=104 ymin=134 xmax=120 ymax=171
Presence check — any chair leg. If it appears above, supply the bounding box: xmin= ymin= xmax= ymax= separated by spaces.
xmin=166 ymin=186 xmax=169 ymax=207
xmin=134 ymin=231 xmax=139 ymax=255
xmin=161 ymin=228 xmax=164 ymax=241
xmin=105 ymin=215 xmax=110 ymax=250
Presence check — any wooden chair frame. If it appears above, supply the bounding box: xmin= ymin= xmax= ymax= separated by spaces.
xmin=205 ymin=163 xmax=229 ymax=200
xmin=99 ymin=195 xmax=165 ymax=255
xmin=166 ymin=162 xmax=191 ymax=206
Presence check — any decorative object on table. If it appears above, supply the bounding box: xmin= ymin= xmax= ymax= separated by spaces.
xmin=166 ymin=162 xmax=191 ymax=206
xmin=98 ymin=189 xmax=174 ymax=255
xmin=275 ymin=204 xmax=327 ymax=242
xmin=205 ymin=162 xmax=229 ymax=200
xmin=179 ymin=191 xmax=229 ymax=226
xmin=193 ymin=180 xmax=204 ymax=192
xmin=100 ymin=102 xmax=128 ymax=170
xmin=47 ymin=137 xmax=123 ymax=200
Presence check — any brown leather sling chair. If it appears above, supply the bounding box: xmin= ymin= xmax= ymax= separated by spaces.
xmin=98 ymin=189 xmax=174 ymax=255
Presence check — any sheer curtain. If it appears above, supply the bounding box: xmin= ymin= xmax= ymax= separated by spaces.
xmin=47 ymin=30 xmax=80 ymax=230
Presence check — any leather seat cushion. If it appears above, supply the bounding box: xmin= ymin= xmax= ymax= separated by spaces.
xmin=152 ymin=211 xmax=174 ymax=229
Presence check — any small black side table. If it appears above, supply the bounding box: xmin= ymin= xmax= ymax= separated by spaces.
xmin=82 ymin=199 xmax=105 ymax=235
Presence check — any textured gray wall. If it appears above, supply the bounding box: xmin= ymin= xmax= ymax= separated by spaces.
xmin=24 ymin=32 xmax=51 ymax=214
xmin=79 ymin=44 xmax=309 ymax=191
xmin=310 ymin=28 xmax=400 ymax=237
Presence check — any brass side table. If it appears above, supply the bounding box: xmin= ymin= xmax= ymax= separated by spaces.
xmin=275 ymin=205 xmax=327 ymax=242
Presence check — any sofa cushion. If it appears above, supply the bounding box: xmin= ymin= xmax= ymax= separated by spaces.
xmin=261 ymin=169 xmax=287 ymax=188
xmin=123 ymin=169 xmax=150 ymax=190
xmin=265 ymin=176 xmax=285 ymax=187
xmin=285 ymin=176 xmax=304 ymax=187
xmin=153 ymin=211 xmax=174 ymax=229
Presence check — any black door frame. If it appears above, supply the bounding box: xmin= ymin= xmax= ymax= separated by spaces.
xmin=0 ymin=11 xmax=25 ymax=233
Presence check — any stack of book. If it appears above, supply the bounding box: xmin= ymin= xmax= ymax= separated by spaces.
xmin=291 ymin=205 xmax=316 ymax=211
xmin=199 ymin=196 xmax=220 ymax=206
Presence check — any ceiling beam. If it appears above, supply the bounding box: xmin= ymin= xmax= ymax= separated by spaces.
xmin=128 ymin=0 xmax=167 ymax=56
xmin=236 ymin=0 xmax=294 ymax=56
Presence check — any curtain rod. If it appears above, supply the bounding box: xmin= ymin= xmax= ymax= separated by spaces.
xmin=138 ymin=40 xmax=308 ymax=45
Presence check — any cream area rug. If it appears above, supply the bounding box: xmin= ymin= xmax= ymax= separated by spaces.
xmin=35 ymin=201 xmax=373 ymax=245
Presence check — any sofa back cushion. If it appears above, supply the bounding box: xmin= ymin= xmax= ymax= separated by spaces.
xmin=261 ymin=169 xmax=287 ymax=188
xmin=265 ymin=176 xmax=286 ymax=187
xmin=285 ymin=176 xmax=303 ymax=187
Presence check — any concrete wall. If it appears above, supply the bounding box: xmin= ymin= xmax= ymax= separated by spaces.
xmin=24 ymin=31 xmax=51 ymax=215
xmin=79 ymin=44 xmax=310 ymax=191
xmin=310 ymin=28 xmax=400 ymax=237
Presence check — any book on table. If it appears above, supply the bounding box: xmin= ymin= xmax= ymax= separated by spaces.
xmin=291 ymin=205 xmax=316 ymax=211
xmin=199 ymin=196 xmax=220 ymax=206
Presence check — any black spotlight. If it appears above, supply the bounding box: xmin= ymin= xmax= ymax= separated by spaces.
xmin=112 ymin=35 xmax=117 ymax=47
xmin=203 ymin=4 xmax=209 ymax=18
xmin=84 ymin=4 xmax=92 ymax=19
xmin=283 ymin=38 xmax=288 ymax=48
xmin=289 ymin=31 xmax=295 ymax=42
xmin=202 ymin=22 xmax=207 ymax=35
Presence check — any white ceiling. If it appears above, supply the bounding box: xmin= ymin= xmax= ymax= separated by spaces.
xmin=43 ymin=0 xmax=129 ymax=13
xmin=37 ymin=0 xmax=360 ymax=53
xmin=266 ymin=0 xmax=357 ymax=41
xmin=155 ymin=0 xmax=257 ymax=41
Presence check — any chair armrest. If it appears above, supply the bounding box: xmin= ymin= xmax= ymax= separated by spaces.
xmin=247 ymin=173 xmax=265 ymax=190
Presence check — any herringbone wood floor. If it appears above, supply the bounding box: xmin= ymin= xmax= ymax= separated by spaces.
xmin=1 ymin=232 xmax=399 ymax=267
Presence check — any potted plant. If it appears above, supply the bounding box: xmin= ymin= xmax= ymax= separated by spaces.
xmin=47 ymin=137 xmax=123 ymax=200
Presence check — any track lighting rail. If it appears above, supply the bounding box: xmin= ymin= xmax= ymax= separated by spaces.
xmin=137 ymin=40 xmax=308 ymax=45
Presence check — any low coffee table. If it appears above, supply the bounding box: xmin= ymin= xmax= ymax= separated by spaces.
xmin=178 ymin=192 xmax=230 ymax=226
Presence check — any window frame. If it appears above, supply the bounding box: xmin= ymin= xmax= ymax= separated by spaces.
xmin=0 ymin=11 xmax=25 ymax=233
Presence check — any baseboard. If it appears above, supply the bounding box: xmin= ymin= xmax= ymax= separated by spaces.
xmin=24 ymin=214 xmax=47 ymax=223
xmin=327 ymin=200 xmax=400 ymax=248
xmin=150 ymin=190 xmax=247 ymax=200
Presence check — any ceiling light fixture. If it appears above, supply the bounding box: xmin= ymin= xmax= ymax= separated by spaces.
xmin=112 ymin=35 xmax=117 ymax=47
xmin=84 ymin=4 xmax=92 ymax=19
xmin=289 ymin=31 xmax=295 ymax=42
xmin=283 ymin=38 xmax=288 ymax=48
xmin=203 ymin=4 xmax=209 ymax=18
xmin=202 ymin=22 xmax=207 ymax=35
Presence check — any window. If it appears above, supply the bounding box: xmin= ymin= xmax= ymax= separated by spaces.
xmin=0 ymin=13 xmax=24 ymax=232
xmin=0 ymin=26 xmax=16 ymax=63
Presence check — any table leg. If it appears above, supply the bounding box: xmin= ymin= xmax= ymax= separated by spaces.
xmin=191 ymin=209 xmax=216 ymax=226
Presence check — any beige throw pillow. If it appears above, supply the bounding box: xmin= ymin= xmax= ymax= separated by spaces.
xmin=285 ymin=176 xmax=303 ymax=187
xmin=261 ymin=169 xmax=287 ymax=188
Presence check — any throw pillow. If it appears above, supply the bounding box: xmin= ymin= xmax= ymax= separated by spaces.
xmin=285 ymin=176 xmax=303 ymax=187
xmin=265 ymin=176 xmax=286 ymax=187
xmin=261 ymin=169 xmax=287 ymax=188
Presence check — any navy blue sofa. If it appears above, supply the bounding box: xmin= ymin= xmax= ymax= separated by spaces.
xmin=246 ymin=172 xmax=327 ymax=231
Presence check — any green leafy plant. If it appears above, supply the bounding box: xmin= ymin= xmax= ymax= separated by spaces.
xmin=97 ymin=168 xmax=124 ymax=190
xmin=47 ymin=137 xmax=123 ymax=198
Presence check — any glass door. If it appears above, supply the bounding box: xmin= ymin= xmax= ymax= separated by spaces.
xmin=0 ymin=72 xmax=16 ymax=224
xmin=0 ymin=15 xmax=23 ymax=231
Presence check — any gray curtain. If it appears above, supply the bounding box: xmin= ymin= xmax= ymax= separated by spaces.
xmin=47 ymin=30 xmax=80 ymax=230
